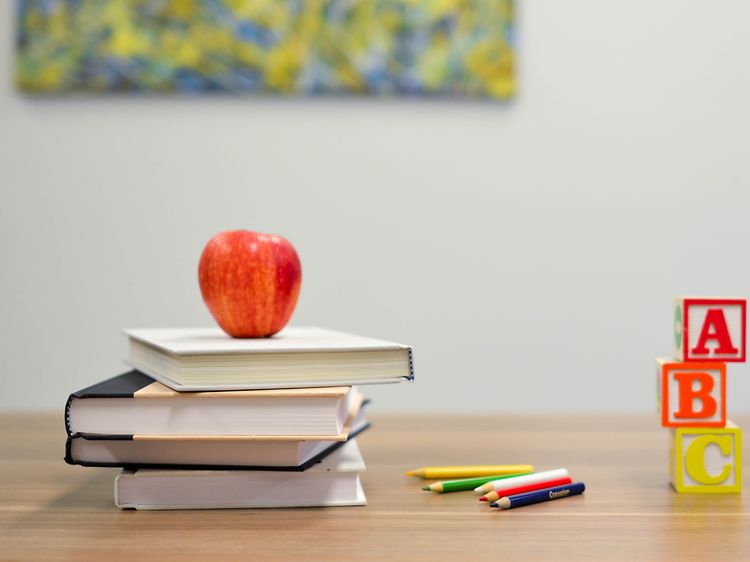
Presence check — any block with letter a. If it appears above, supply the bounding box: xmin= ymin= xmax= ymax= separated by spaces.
xmin=669 ymin=422 xmax=742 ymax=494
xmin=674 ymin=297 xmax=746 ymax=362
xmin=656 ymin=359 xmax=726 ymax=427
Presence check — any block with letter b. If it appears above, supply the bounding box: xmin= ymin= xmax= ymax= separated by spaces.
xmin=657 ymin=359 xmax=726 ymax=427
xmin=669 ymin=422 xmax=742 ymax=494
xmin=674 ymin=297 xmax=746 ymax=362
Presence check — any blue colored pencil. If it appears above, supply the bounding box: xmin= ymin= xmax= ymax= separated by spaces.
xmin=490 ymin=482 xmax=585 ymax=509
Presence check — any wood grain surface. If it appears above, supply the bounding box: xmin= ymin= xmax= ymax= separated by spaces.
xmin=2 ymin=413 xmax=749 ymax=561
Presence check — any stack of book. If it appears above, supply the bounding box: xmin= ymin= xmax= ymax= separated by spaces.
xmin=65 ymin=326 xmax=413 ymax=510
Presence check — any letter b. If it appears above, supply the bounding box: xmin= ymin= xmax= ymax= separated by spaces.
xmin=673 ymin=372 xmax=716 ymax=419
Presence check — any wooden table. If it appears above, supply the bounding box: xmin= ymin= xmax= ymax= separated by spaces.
xmin=2 ymin=413 xmax=749 ymax=561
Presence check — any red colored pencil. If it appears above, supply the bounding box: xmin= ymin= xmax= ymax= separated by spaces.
xmin=480 ymin=477 xmax=573 ymax=503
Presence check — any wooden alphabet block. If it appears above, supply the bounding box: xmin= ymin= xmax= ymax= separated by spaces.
xmin=656 ymin=359 xmax=726 ymax=427
xmin=674 ymin=297 xmax=746 ymax=362
xmin=669 ymin=422 xmax=742 ymax=494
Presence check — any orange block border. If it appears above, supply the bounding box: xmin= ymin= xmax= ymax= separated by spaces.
xmin=660 ymin=361 xmax=726 ymax=428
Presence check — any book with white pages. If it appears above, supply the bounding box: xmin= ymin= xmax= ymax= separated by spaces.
xmin=124 ymin=326 xmax=414 ymax=391
xmin=65 ymin=371 xmax=363 ymax=438
xmin=66 ymin=406 xmax=370 ymax=470
xmin=115 ymin=439 xmax=367 ymax=510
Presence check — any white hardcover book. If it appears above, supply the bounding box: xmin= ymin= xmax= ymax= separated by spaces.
xmin=66 ymin=372 xmax=362 ymax=438
xmin=124 ymin=326 xmax=413 ymax=391
xmin=115 ymin=440 xmax=367 ymax=510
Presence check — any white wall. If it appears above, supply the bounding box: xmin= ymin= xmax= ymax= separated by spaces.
xmin=2 ymin=1 xmax=750 ymax=413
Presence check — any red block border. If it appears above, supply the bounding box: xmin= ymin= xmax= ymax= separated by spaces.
xmin=683 ymin=298 xmax=746 ymax=363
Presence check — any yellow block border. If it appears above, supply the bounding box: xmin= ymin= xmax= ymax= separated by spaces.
xmin=671 ymin=424 xmax=742 ymax=494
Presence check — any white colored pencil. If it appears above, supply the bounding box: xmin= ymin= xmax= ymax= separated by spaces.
xmin=473 ymin=468 xmax=569 ymax=494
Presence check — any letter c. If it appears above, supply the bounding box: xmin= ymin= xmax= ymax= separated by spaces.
xmin=685 ymin=435 xmax=733 ymax=484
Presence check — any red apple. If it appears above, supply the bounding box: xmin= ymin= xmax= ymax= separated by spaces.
xmin=198 ymin=230 xmax=302 ymax=338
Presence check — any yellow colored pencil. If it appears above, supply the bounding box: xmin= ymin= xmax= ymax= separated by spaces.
xmin=405 ymin=465 xmax=534 ymax=479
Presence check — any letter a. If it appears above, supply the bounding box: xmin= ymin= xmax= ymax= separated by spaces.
xmin=691 ymin=309 xmax=738 ymax=356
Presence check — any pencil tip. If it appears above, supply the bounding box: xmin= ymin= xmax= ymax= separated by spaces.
xmin=405 ymin=471 xmax=415 ymax=477
xmin=421 ymin=486 xmax=430 ymax=491
xmin=479 ymin=497 xmax=487 ymax=502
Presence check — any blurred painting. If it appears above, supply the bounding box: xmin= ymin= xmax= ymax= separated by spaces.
xmin=15 ymin=0 xmax=514 ymax=99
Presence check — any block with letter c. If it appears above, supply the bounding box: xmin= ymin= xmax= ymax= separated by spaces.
xmin=669 ymin=422 xmax=741 ymax=494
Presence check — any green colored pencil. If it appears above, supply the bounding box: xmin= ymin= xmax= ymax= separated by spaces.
xmin=421 ymin=472 xmax=533 ymax=493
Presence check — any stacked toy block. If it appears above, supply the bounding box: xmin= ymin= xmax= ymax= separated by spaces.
xmin=657 ymin=297 xmax=745 ymax=493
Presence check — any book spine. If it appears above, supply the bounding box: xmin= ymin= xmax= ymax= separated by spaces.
xmin=64 ymin=394 xmax=75 ymax=437
xmin=64 ymin=435 xmax=74 ymax=465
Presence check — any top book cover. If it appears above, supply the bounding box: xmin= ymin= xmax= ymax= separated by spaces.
xmin=124 ymin=326 xmax=414 ymax=391
xmin=674 ymin=297 xmax=747 ymax=363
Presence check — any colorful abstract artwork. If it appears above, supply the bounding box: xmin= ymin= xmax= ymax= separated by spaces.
xmin=16 ymin=0 xmax=514 ymax=99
